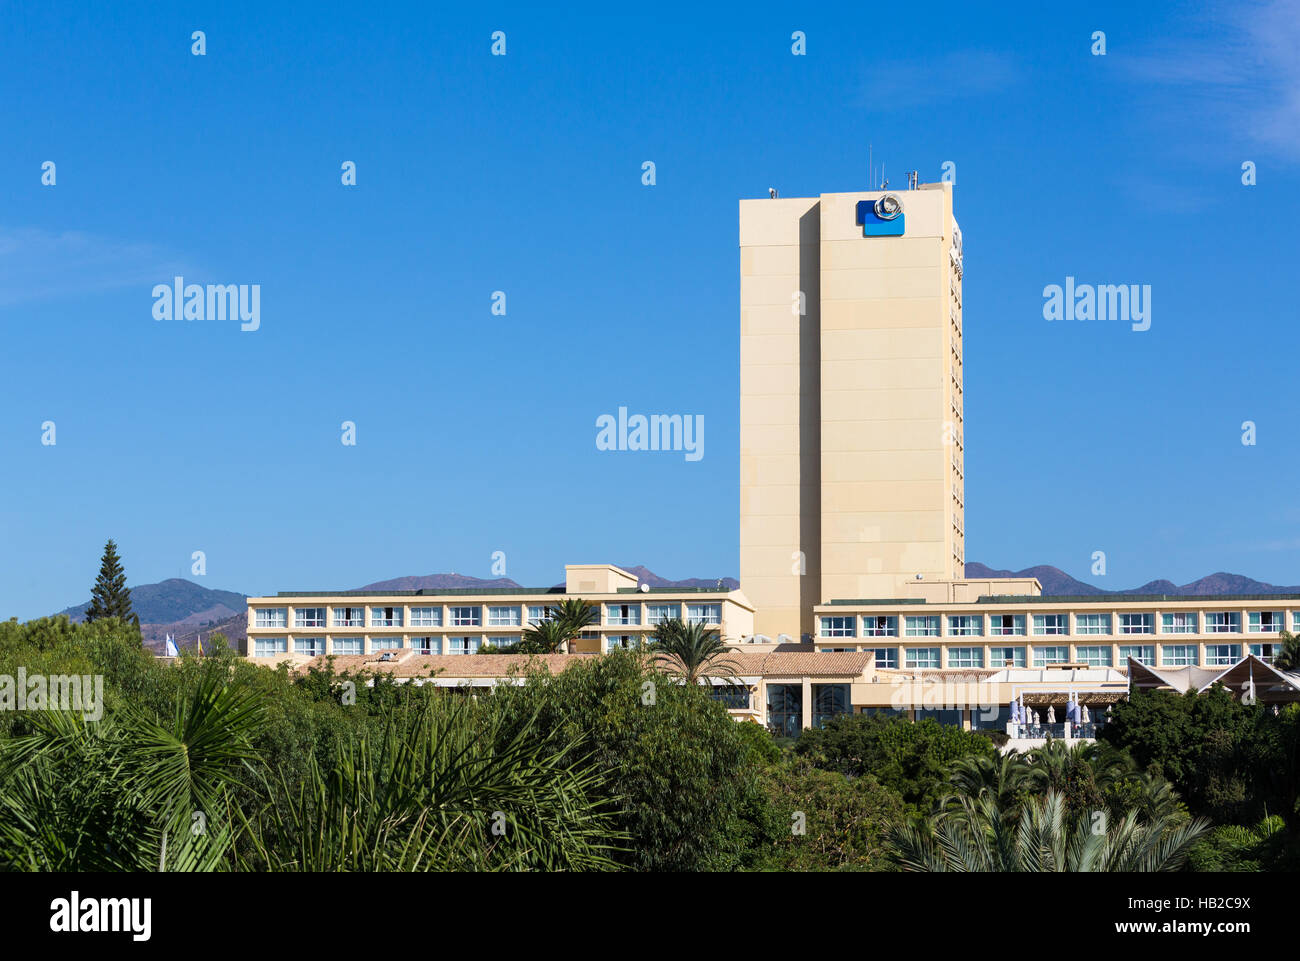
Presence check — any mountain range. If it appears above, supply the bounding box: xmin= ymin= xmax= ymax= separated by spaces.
xmin=963 ymin=563 xmax=1300 ymax=596
xmin=55 ymin=563 xmax=1300 ymax=654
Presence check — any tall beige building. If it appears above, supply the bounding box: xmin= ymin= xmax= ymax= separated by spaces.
xmin=740 ymin=182 xmax=965 ymax=639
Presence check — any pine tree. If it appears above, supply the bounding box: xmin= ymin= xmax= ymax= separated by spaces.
xmin=85 ymin=539 xmax=138 ymax=626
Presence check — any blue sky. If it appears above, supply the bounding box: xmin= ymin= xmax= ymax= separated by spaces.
xmin=2 ymin=1 xmax=1298 ymax=619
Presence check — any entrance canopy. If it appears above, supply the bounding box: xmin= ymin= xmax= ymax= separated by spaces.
xmin=1130 ymin=654 xmax=1300 ymax=704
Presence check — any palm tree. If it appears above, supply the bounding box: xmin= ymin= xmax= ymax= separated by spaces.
xmin=891 ymin=789 xmax=1209 ymax=872
xmin=238 ymin=697 xmax=624 ymax=871
xmin=0 ymin=670 xmax=266 ymax=871
xmin=1272 ymin=630 xmax=1300 ymax=672
xmin=648 ymin=618 xmax=741 ymax=685
xmin=942 ymin=751 xmax=1037 ymax=819
xmin=518 ymin=599 xmax=597 ymax=654
xmin=519 ymin=618 xmax=570 ymax=654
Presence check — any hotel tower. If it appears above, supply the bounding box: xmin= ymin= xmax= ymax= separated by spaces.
xmin=739 ymin=182 xmax=965 ymax=640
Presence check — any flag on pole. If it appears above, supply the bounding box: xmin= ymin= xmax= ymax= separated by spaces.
xmin=164 ymin=635 xmax=179 ymax=657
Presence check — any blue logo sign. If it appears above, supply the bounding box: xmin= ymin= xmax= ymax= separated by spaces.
xmin=856 ymin=196 xmax=905 ymax=237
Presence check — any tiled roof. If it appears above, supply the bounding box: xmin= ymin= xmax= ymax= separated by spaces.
xmin=297 ymin=648 xmax=874 ymax=680
xmin=299 ymin=651 xmax=580 ymax=677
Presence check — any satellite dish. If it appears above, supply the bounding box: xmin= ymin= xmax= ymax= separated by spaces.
xmin=874 ymin=194 xmax=903 ymax=221
xmin=639 ymin=583 xmax=650 ymax=592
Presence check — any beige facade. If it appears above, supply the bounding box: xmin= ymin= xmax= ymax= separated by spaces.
xmin=242 ymin=563 xmax=755 ymax=667
xmin=812 ymin=596 xmax=1300 ymax=672
xmin=740 ymin=184 xmax=963 ymax=640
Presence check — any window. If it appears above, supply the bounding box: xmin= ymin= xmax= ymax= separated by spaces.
xmin=333 ymin=606 xmax=365 ymax=628
xmin=904 ymin=616 xmax=940 ymax=637
xmin=686 ymin=603 xmax=721 ymax=625
xmin=254 ymin=608 xmax=287 ymax=628
xmin=294 ymin=607 xmax=326 ymax=628
xmin=448 ymin=636 xmax=481 ymax=655
xmin=820 ymin=616 xmax=855 ymax=638
xmin=1032 ymin=614 xmax=1069 ymax=636
xmin=1119 ymin=645 xmax=1155 ymax=665
xmin=1162 ymin=644 xmax=1198 ymax=666
xmin=812 ymin=685 xmax=850 ymax=727
xmin=971 ymin=705 xmax=1013 ymax=731
xmin=863 ymin=615 xmax=898 ymax=637
xmin=332 ymin=637 xmax=363 ymax=656
xmin=990 ymin=646 xmax=1026 ymax=668
xmin=1251 ymin=643 xmax=1280 ymax=662
xmin=904 ymin=647 xmax=940 ymax=669
xmin=915 ymin=708 xmax=963 ymax=727
xmin=1033 ymin=646 xmax=1068 ymax=666
xmin=948 ymin=615 xmax=982 ymax=637
xmin=1074 ymin=613 xmax=1112 ymax=636
xmin=295 ymin=636 xmax=324 ymax=657
xmin=1076 ymin=645 xmax=1112 ymax=667
xmin=1294 ymin=612 xmax=1300 ymax=632
xmin=1205 ymin=644 xmax=1242 ymax=666
xmin=947 ymin=646 xmax=984 ymax=668
xmin=766 ymin=684 xmax=802 ymax=739
xmin=709 ymin=685 xmax=751 ymax=710
xmin=370 ymin=606 xmax=403 ymax=627
xmin=1249 ymin=611 xmax=1284 ymax=633
xmin=488 ymin=605 xmax=521 ymax=627
xmin=606 ymin=635 xmax=640 ymax=651
xmin=646 ymin=603 xmax=680 ymax=625
xmin=1119 ymin=613 xmax=1154 ymax=635
xmin=868 ymin=647 xmax=898 ymax=669
xmin=410 ymin=607 xmax=442 ymax=627
xmin=254 ymin=637 xmax=287 ymax=657
xmin=989 ymin=614 xmax=1025 ymax=636
xmin=450 ymin=606 xmax=481 ymax=627
xmin=410 ymin=637 xmax=442 ymax=655
xmin=1205 ymin=612 xmax=1240 ymax=634
xmin=1161 ymin=612 xmax=1197 ymax=634
xmin=370 ymin=636 xmax=401 ymax=650
xmin=527 ymin=605 xmax=553 ymax=624
xmin=606 ymin=604 xmax=641 ymax=626
xmin=487 ymin=636 xmax=520 ymax=651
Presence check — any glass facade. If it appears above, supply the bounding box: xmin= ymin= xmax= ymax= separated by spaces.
xmin=766 ymin=684 xmax=802 ymax=738
xmin=812 ymin=684 xmax=850 ymax=727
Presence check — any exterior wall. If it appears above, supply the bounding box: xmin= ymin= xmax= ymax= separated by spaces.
xmin=812 ymin=598 xmax=1300 ymax=671
xmin=818 ymin=186 xmax=962 ymax=604
xmin=244 ymin=588 xmax=755 ymax=666
xmin=739 ymin=197 xmax=822 ymax=641
xmin=739 ymin=184 xmax=962 ymax=640
xmin=565 ymin=564 xmax=638 ymax=594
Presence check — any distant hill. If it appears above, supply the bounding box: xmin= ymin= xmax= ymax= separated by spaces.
xmin=360 ymin=566 xmax=739 ymax=593
xmin=354 ymin=573 xmax=523 ymax=591
xmin=60 ymin=563 xmax=1298 ymax=657
xmin=61 ymin=578 xmax=247 ymax=625
xmin=966 ymin=563 xmax=1300 ymax=596
xmin=614 ymin=565 xmax=739 ymax=591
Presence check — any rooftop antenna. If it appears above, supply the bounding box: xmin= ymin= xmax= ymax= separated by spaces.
xmin=881 ymin=163 xmax=888 ymax=190
xmin=907 ymin=170 xmax=918 ymax=190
